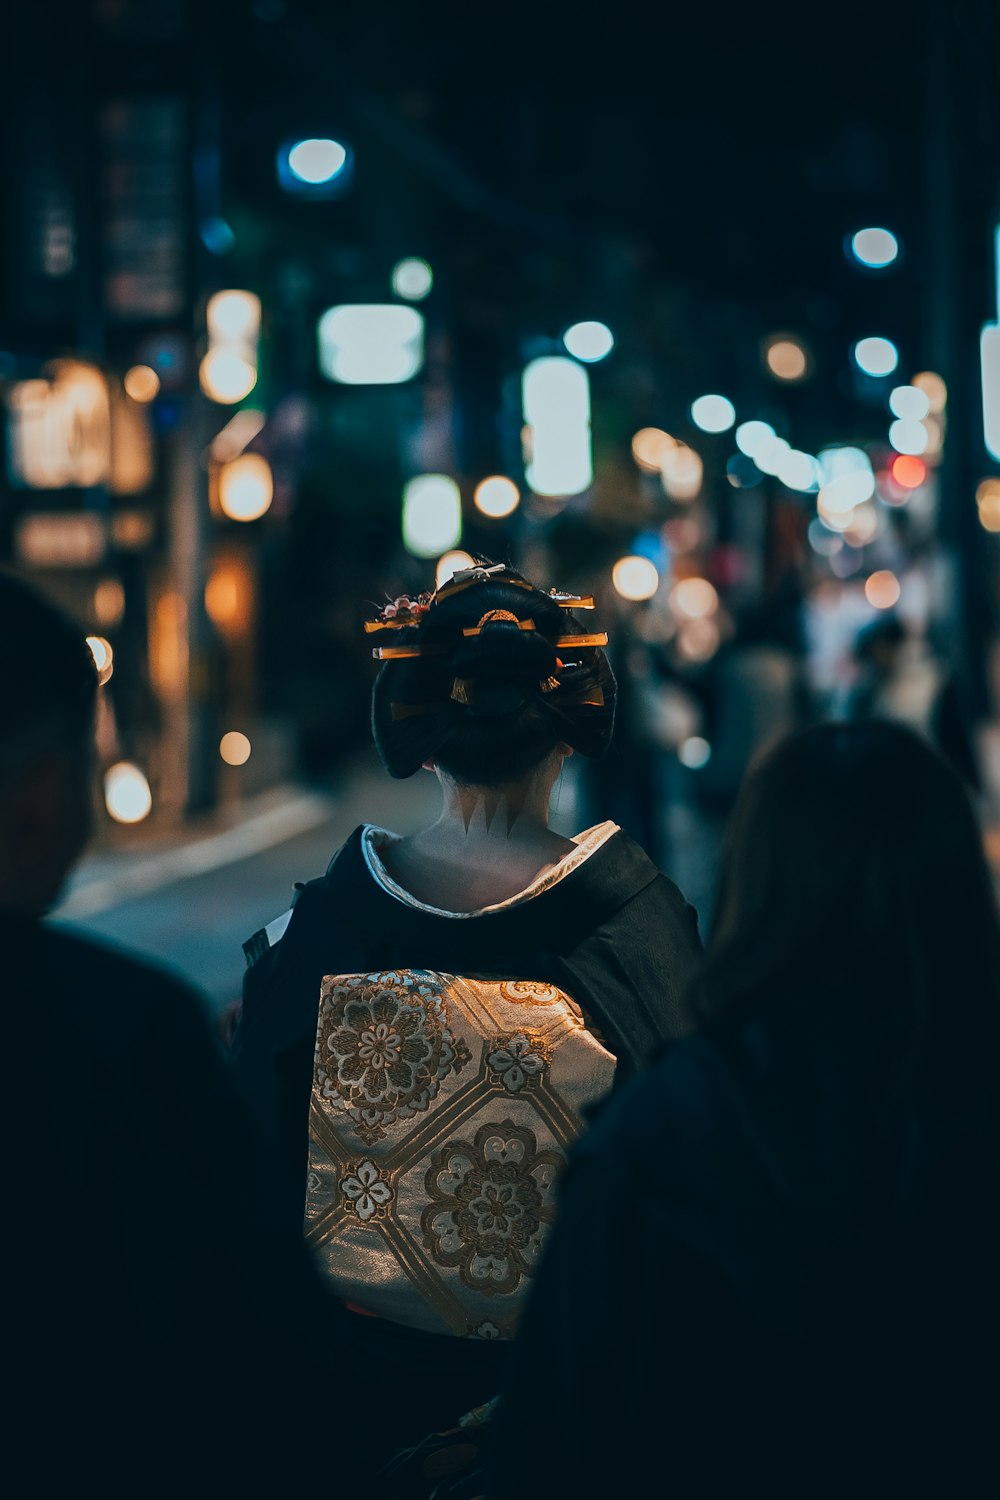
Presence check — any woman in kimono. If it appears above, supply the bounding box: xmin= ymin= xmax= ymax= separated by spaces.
xmin=228 ymin=560 xmax=702 ymax=1462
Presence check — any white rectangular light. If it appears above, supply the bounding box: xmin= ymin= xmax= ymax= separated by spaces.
xmin=402 ymin=474 xmax=462 ymax=558
xmin=981 ymin=324 xmax=1000 ymax=462
xmin=521 ymin=356 xmax=592 ymax=497
xmin=318 ymin=304 xmax=424 ymax=384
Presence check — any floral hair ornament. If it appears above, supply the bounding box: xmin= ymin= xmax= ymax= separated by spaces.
xmin=363 ymin=591 xmax=434 ymax=634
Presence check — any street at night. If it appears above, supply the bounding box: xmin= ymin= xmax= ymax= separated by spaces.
xmin=3 ymin=1 xmax=1000 ymax=1494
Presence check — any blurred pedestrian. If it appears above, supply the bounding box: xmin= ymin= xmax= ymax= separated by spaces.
xmin=846 ymin=612 xmax=981 ymax=792
xmin=0 ymin=569 xmax=350 ymax=1493
xmin=487 ymin=721 xmax=1000 ymax=1498
xmin=229 ymin=560 xmax=703 ymax=1470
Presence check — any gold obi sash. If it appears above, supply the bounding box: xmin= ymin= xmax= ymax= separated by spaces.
xmin=304 ymin=969 xmax=616 ymax=1340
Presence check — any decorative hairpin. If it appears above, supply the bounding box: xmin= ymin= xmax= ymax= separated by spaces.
xmin=374 ymin=628 xmax=608 ymax=661
xmin=549 ymin=590 xmax=595 ymax=609
xmin=554 ymin=632 xmax=608 ymax=649
xmin=434 ymin=568 xmax=535 ymax=604
xmin=364 ymin=592 xmax=434 ymax=634
xmin=373 ymin=642 xmax=448 ymax=660
xmin=461 ymin=612 xmax=537 ymax=637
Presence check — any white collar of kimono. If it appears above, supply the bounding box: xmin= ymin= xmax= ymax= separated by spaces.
xmin=361 ymin=820 xmax=620 ymax=919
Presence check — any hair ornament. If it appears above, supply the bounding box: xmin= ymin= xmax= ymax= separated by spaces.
xmin=461 ymin=611 xmax=537 ymax=637
xmin=434 ymin=566 xmax=535 ymax=604
xmin=372 ymin=642 xmax=448 ymax=660
xmin=364 ymin=592 xmax=434 ymax=633
xmin=548 ymin=590 xmax=595 ymax=609
xmin=554 ymin=632 xmax=609 ymax=649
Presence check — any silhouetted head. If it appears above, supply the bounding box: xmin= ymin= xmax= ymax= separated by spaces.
xmin=0 ymin=570 xmax=98 ymax=913
xmin=370 ymin=561 xmax=616 ymax=787
xmin=854 ymin=612 xmax=907 ymax=670
xmin=698 ymin=719 xmax=1000 ymax=1092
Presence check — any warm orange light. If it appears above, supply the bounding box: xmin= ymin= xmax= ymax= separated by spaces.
xmin=764 ymin=337 xmax=808 ymax=382
xmin=891 ymin=455 xmax=926 ymax=489
xmin=93 ymin=578 xmax=126 ymax=627
xmin=865 ymin=570 xmax=901 ymax=610
xmin=205 ymin=559 xmax=251 ymax=634
xmin=976 ymin=478 xmax=1000 ymax=532
xmin=217 ymin=453 xmax=273 ymax=521
xmin=670 ymin=577 xmax=719 ymax=619
xmin=220 ymin=731 xmax=252 ymax=766
xmin=631 ymin=428 xmax=674 ymax=472
xmin=912 ymin=370 xmax=947 ymax=413
xmin=123 ymin=364 xmax=160 ymax=402
xmin=86 ymin=635 xmax=114 ymax=685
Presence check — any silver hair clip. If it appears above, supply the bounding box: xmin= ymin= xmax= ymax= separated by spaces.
xmin=449 ymin=563 xmax=506 ymax=583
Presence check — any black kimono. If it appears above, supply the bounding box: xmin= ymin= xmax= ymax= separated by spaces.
xmin=229 ymin=820 xmax=702 ymax=1450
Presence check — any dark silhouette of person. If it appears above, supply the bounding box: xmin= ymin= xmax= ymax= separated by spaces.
xmin=0 ymin=569 xmax=355 ymax=1493
xmin=487 ymin=721 xmax=1000 ymax=1498
xmin=847 ymin=612 xmax=981 ymax=792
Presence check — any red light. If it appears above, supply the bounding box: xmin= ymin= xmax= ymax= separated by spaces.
xmin=891 ymin=455 xmax=926 ymax=489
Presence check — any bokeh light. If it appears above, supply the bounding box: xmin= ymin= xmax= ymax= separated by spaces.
xmin=776 ymin=449 xmax=820 ymax=492
xmin=318 ymin=304 xmax=424 ymax=385
xmin=888 ymin=418 xmax=929 ymax=456
xmin=850 ymin=227 xmax=899 ymax=268
xmin=670 ymin=577 xmax=718 ymax=619
xmin=865 ymin=570 xmax=901 ymax=609
xmin=104 ymin=762 xmax=152 ymax=824
xmin=522 ymin=356 xmax=592 ymax=496
xmin=612 ymin=555 xmax=659 ymax=601
xmin=888 ymin=384 xmax=930 ymax=420
xmin=662 ymin=517 xmax=700 ymax=553
xmin=853 ymin=337 xmax=899 ymax=377
xmin=678 ymin=736 xmax=711 ymax=769
xmin=676 ymin=618 xmax=720 ymax=662
xmin=473 ymin=475 xmax=520 ymax=518
xmin=86 ymin=635 xmax=114 ymax=685
xmin=218 ymin=453 xmax=273 ymax=521
xmin=287 ymin=138 xmax=348 ymax=185
xmin=93 ymin=578 xmax=126 ymax=627
xmin=391 ymin=258 xmax=433 ymax=301
xmin=891 ymin=454 xmax=927 ymax=489
xmin=976 ymin=478 xmax=1000 ymax=533
xmin=659 ymin=442 xmax=703 ymax=501
xmin=735 ymin=420 xmax=775 ymax=458
xmin=403 ymin=474 xmax=462 ymax=558
xmin=562 ymin=321 xmax=614 ymax=363
xmin=764 ymin=337 xmax=808 ymax=382
xmin=690 ymin=394 xmax=735 ymax=433
xmin=436 ymin=550 xmax=476 ymax=589
xmin=631 ymin=427 xmax=674 ymax=472
xmin=753 ymin=435 xmax=791 ymax=477
xmin=206 ymin=290 xmax=261 ymax=343
xmin=199 ymin=349 xmax=258 ymax=404
xmin=912 ymin=370 xmax=947 ymax=413
xmin=123 ymin=364 xmax=160 ymax=403
xmin=220 ymin=731 xmax=252 ymax=766
xmin=843 ymin=504 xmax=879 ymax=547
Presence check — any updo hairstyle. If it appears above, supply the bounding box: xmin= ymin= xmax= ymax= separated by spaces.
xmin=371 ymin=564 xmax=616 ymax=785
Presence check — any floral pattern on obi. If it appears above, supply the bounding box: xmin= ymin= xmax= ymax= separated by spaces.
xmin=486 ymin=1033 xmax=550 ymax=1093
xmin=421 ymin=1121 xmax=562 ymax=1295
xmin=339 ymin=1159 xmax=394 ymax=1223
xmin=316 ymin=971 xmax=471 ymax=1145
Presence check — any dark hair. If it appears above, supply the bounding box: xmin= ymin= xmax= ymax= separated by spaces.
xmin=695 ymin=720 xmax=1000 ymax=1100
xmin=371 ymin=563 xmax=616 ymax=784
xmin=0 ymin=569 xmax=98 ymax=773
